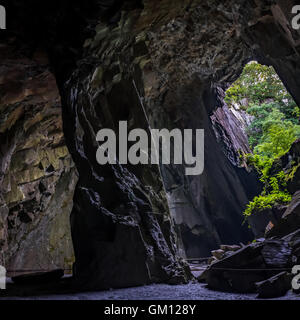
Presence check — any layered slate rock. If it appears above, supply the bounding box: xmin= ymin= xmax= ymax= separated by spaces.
xmin=256 ymin=272 xmax=293 ymax=299
xmin=266 ymin=191 xmax=300 ymax=239
xmin=248 ymin=205 xmax=287 ymax=239
xmin=200 ymin=230 xmax=300 ymax=297
xmin=0 ymin=42 xmax=77 ymax=274
xmin=203 ymin=243 xmax=268 ymax=293
xmin=211 ymin=89 xmax=253 ymax=166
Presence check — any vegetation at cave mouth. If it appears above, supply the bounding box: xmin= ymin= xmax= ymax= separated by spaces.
xmin=225 ymin=62 xmax=300 ymax=217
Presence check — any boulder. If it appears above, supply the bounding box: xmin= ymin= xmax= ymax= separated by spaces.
xmin=261 ymin=239 xmax=292 ymax=268
xmin=197 ymin=269 xmax=210 ymax=283
xmin=220 ymin=245 xmax=241 ymax=252
xmin=208 ymin=256 xmax=218 ymax=265
xmin=265 ymin=222 xmax=275 ymax=234
xmin=211 ymin=249 xmax=225 ymax=260
xmin=203 ymin=236 xmax=296 ymax=294
xmin=282 ymin=229 xmax=300 ymax=243
xmin=11 ymin=269 xmax=64 ymax=285
xmin=266 ymin=191 xmax=300 ymax=238
xmin=248 ymin=206 xmax=286 ymax=238
xmin=208 ymin=243 xmax=264 ymax=269
xmin=256 ymin=272 xmax=293 ymax=299
xmin=204 ymin=243 xmax=269 ymax=293
xmin=282 ymin=229 xmax=300 ymax=264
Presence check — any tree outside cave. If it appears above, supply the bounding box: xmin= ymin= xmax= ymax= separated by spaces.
xmin=225 ymin=61 xmax=300 ymax=219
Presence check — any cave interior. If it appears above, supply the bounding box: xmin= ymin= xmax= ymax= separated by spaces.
xmin=0 ymin=0 xmax=300 ymax=293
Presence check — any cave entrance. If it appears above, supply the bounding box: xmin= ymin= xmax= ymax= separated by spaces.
xmin=167 ymin=60 xmax=300 ymax=261
xmin=220 ymin=60 xmax=300 ymax=239
xmin=224 ymin=61 xmax=300 ymax=161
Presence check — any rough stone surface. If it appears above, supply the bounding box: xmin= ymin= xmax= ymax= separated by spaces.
xmin=211 ymin=249 xmax=225 ymax=260
xmin=200 ymin=230 xmax=300 ymax=295
xmin=261 ymin=239 xmax=292 ymax=268
xmin=256 ymin=272 xmax=293 ymax=299
xmin=211 ymin=91 xmax=253 ymax=166
xmin=248 ymin=205 xmax=287 ymax=239
xmin=220 ymin=244 xmax=241 ymax=252
xmin=266 ymin=191 xmax=300 ymax=238
xmin=0 ymin=43 xmax=77 ymax=274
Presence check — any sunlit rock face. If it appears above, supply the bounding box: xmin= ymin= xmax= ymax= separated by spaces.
xmin=1 ymin=0 xmax=300 ymax=289
xmin=0 ymin=42 xmax=77 ymax=274
xmin=211 ymin=89 xmax=254 ymax=167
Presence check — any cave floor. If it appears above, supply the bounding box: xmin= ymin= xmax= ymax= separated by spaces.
xmin=1 ymin=282 xmax=300 ymax=300
xmin=1 ymin=266 xmax=299 ymax=300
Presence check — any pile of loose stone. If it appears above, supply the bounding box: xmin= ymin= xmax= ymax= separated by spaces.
xmin=199 ymin=191 xmax=300 ymax=299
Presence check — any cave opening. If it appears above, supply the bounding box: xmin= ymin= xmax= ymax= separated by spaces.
xmin=216 ymin=60 xmax=300 ymax=241
xmin=169 ymin=59 xmax=300 ymax=261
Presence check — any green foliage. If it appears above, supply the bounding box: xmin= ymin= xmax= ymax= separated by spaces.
xmin=226 ymin=61 xmax=300 ymax=150
xmin=246 ymin=103 xmax=300 ymax=150
xmin=286 ymin=163 xmax=300 ymax=182
xmin=225 ymin=62 xmax=296 ymax=108
xmin=243 ymin=152 xmax=292 ymax=217
xmin=253 ymin=121 xmax=300 ymax=158
xmin=225 ymin=61 xmax=300 ymax=218
xmin=243 ymin=192 xmax=292 ymax=217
